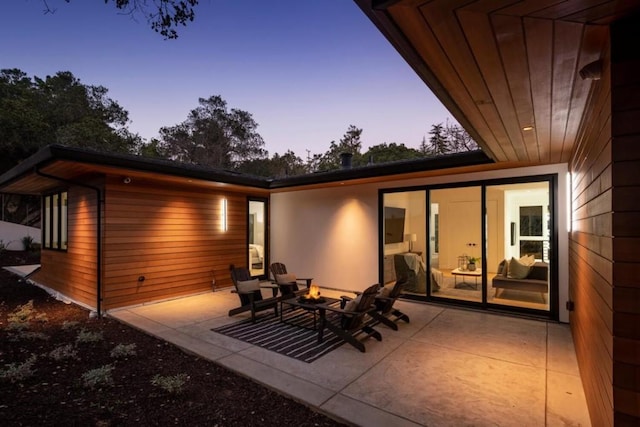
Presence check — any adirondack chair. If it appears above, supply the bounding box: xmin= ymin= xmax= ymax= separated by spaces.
xmin=228 ymin=265 xmax=278 ymax=323
xmin=317 ymin=283 xmax=382 ymax=353
xmin=270 ymin=262 xmax=312 ymax=298
xmin=369 ymin=276 xmax=411 ymax=330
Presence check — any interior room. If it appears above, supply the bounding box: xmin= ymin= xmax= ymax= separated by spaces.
xmin=382 ymin=179 xmax=552 ymax=314
xmin=248 ymin=199 xmax=266 ymax=277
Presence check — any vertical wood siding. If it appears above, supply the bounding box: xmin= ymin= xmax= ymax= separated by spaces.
xmin=610 ymin=15 xmax=640 ymax=425
xmin=101 ymin=177 xmax=251 ymax=309
xmin=33 ymin=185 xmax=99 ymax=309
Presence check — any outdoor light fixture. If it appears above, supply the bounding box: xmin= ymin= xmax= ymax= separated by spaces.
xmin=579 ymin=60 xmax=603 ymax=80
xmin=221 ymin=198 xmax=228 ymax=232
xmin=567 ymin=172 xmax=572 ymax=232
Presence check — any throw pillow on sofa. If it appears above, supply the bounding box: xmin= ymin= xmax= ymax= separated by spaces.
xmin=507 ymin=257 xmax=532 ymax=279
xmin=497 ymin=259 xmax=509 ymax=277
xmin=519 ymin=254 xmax=536 ymax=266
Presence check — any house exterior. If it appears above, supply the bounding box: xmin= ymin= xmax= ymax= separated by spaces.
xmin=351 ymin=2 xmax=640 ymax=426
xmin=0 ymin=1 xmax=638 ymax=425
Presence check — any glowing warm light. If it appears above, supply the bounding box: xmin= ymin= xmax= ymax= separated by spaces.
xmin=221 ymin=198 xmax=228 ymax=232
xmin=566 ymin=172 xmax=572 ymax=232
xmin=305 ymin=284 xmax=321 ymax=300
xmin=522 ymin=125 xmax=534 ymax=131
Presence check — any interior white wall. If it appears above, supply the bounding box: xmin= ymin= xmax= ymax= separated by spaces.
xmin=270 ymin=163 xmax=570 ymax=322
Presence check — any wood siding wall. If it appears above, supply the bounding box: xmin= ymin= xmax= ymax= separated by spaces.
xmin=34 ymin=185 xmax=99 ymax=309
xmin=569 ymin=35 xmax=614 ymax=427
xmin=571 ymin=14 xmax=640 ymax=426
xmin=101 ymin=177 xmax=252 ymax=310
xmin=610 ymin=15 xmax=640 ymax=426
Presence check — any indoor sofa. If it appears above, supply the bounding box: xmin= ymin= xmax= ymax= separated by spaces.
xmin=492 ymin=259 xmax=549 ymax=302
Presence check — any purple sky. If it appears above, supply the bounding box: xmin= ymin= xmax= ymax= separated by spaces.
xmin=1 ymin=0 xmax=454 ymax=159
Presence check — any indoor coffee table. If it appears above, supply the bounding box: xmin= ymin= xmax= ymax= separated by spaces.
xmin=451 ymin=268 xmax=482 ymax=290
xmin=280 ymin=296 xmax=340 ymax=331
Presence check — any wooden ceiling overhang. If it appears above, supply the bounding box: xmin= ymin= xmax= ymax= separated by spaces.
xmin=356 ymin=0 xmax=639 ymax=164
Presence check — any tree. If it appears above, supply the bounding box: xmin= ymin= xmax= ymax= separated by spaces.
xmin=312 ymin=125 xmax=363 ymax=172
xmin=152 ymin=95 xmax=267 ymax=169
xmin=42 ymin=0 xmax=199 ymax=39
xmin=362 ymin=143 xmax=422 ymax=164
xmin=422 ymin=120 xmax=479 ymax=156
xmin=237 ymin=150 xmax=308 ymax=178
xmin=0 ymin=68 xmax=140 ymax=174
xmin=0 ymin=68 xmax=140 ymax=226
xmin=444 ymin=120 xmax=479 ymax=152
xmin=428 ymin=123 xmax=448 ymax=155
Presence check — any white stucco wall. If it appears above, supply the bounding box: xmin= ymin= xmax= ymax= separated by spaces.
xmin=271 ymin=163 xmax=570 ymax=322
xmin=0 ymin=220 xmax=41 ymax=250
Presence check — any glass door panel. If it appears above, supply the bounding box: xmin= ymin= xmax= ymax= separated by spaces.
xmin=486 ymin=182 xmax=550 ymax=311
xmin=248 ymin=199 xmax=267 ymax=277
xmin=429 ymin=187 xmax=482 ymax=303
xmin=382 ymin=190 xmax=427 ymax=296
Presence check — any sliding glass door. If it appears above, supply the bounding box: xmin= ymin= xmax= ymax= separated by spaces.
xmin=485 ymin=182 xmax=551 ymax=311
xmin=382 ymin=190 xmax=427 ymax=296
xmin=428 ymin=186 xmax=482 ymax=303
xmin=380 ymin=176 xmax=556 ymax=318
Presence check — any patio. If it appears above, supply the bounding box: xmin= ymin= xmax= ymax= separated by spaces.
xmin=109 ymin=287 xmax=590 ymax=426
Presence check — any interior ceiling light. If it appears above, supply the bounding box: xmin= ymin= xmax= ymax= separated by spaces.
xmin=522 ymin=125 xmax=534 ymax=131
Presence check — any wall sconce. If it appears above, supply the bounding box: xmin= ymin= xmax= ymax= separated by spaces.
xmin=221 ymin=198 xmax=228 ymax=232
xmin=579 ymin=60 xmax=602 ymax=80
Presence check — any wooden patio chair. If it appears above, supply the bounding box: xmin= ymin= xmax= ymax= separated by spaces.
xmin=270 ymin=262 xmax=312 ymax=298
xmin=369 ymin=276 xmax=411 ymax=331
xmin=228 ymin=265 xmax=278 ymax=323
xmin=317 ymin=283 xmax=382 ymax=353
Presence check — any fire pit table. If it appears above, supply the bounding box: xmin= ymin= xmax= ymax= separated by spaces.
xmin=280 ymin=295 xmax=340 ymax=331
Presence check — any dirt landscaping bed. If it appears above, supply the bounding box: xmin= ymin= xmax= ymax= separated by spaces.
xmin=0 ymin=251 xmax=346 ymax=426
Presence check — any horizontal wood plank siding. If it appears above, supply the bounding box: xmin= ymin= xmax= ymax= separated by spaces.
xmin=33 ymin=185 xmax=99 ymax=309
xmin=569 ymin=33 xmax=614 ymax=427
xmin=610 ymin=14 xmax=640 ymax=423
xmin=101 ymin=177 xmax=254 ymax=310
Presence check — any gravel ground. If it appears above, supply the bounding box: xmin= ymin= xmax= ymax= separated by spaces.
xmin=0 ymin=250 xmax=348 ymax=426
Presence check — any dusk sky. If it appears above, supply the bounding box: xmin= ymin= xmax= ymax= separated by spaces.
xmin=2 ymin=0 xmax=455 ymax=159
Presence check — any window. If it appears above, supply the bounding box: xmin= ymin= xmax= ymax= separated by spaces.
xmin=43 ymin=191 xmax=68 ymax=250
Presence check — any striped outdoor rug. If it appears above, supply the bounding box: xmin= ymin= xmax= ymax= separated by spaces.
xmin=212 ymin=302 xmax=345 ymax=363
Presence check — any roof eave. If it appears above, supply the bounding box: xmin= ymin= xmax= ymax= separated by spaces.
xmin=0 ymin=145 xmax=272 ymax=192
xmin=269 ymin=150 xmax=493 ymax=189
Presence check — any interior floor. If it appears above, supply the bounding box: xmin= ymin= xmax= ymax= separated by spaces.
xmin=400 ymin=270 xmax=549 ymax=311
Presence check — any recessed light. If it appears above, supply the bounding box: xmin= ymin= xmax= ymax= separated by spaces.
xmin=522 ymin=125 xmax=534 ymax=131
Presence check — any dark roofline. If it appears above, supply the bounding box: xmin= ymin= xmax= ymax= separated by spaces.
xmin=0 ymin=144 xmax=494 ymax=193
xmin=269 ymin=150 xmax=493 ymax=189
xmin=0 ymin=144 xmax=271 ymax=190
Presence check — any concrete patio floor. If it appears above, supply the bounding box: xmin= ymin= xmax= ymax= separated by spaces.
xmin=109 ymin=287 xmax=590 ymax=427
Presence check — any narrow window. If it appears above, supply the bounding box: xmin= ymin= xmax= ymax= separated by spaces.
xmin=43 ymin=191 xmax=68 ymax=251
